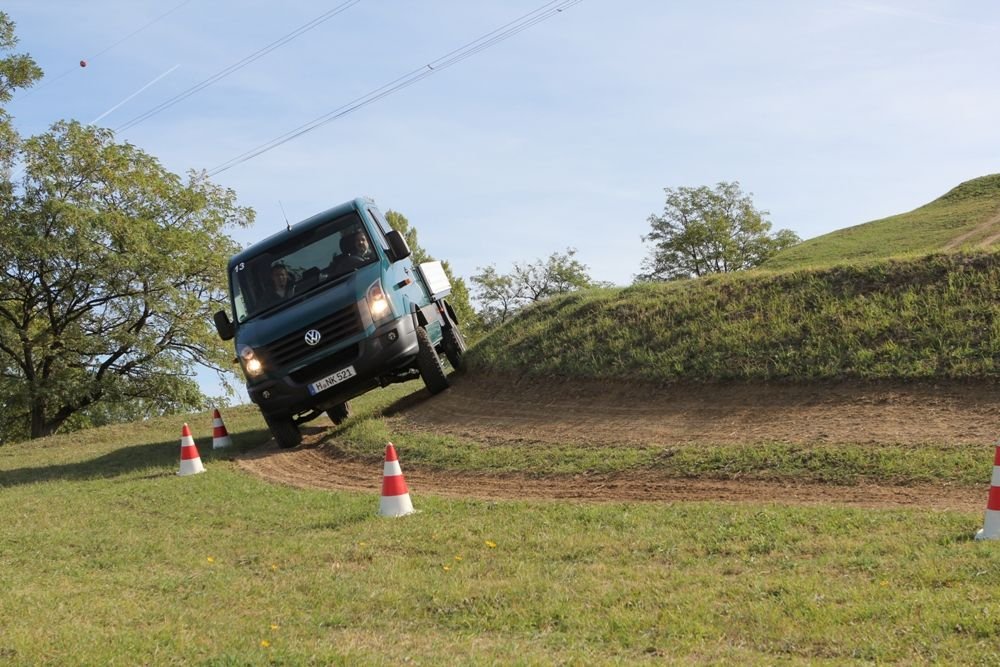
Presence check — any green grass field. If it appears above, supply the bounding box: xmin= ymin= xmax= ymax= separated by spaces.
xmin=3 ymin=388 xmax=1000 ymax=665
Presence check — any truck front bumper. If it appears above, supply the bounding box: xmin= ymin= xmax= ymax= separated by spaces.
xmin=246 ymin=315 xmax=419 ymax=419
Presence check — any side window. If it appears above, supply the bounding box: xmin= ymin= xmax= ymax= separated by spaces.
xmin=367 ymin=208 xmax=391 ymax=250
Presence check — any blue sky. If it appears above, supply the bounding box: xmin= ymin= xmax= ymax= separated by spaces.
xmin=6 ymin=1 xmax=1000 ymax=397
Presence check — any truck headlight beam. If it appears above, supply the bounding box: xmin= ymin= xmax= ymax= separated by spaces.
xmin=367 ymin=280 xmax=392 ymax=321
xmin=239 ymin=345 xmax=264 ymax=377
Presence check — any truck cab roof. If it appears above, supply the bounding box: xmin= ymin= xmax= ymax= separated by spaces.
xmin=227 ymin=197 xmax=373 ymax=271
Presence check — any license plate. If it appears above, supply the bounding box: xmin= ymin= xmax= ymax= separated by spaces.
xmin=308 ymin=365 xmax=357 ymax=395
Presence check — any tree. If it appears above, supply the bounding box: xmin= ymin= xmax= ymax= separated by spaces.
xmin=0 ymin=12 xmax=43 ymax=187
xmin=0 ymin=14 xmax=41 ymax=104
xmin=471 ymin=248 xmax=601 ymax=327
xmin=637 ymin=181 xmax=800 ymax=281
xmin=384 ymin=210 xmax=480 ymax=335
xmin=0 ymin=120 xmax=253 ymax=441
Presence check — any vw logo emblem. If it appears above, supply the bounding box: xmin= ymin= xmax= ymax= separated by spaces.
xmin=304 ymin=329 xmax=322 ymax=346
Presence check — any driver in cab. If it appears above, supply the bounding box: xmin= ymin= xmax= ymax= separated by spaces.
xmin=262 ymin=262 xmax=294 ymax=306
xmin=325 ymin=228 xmax=374 ymax=277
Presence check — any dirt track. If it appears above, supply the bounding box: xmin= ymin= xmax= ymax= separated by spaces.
xmin=237 ymin=375 xmax=1000 ymax=510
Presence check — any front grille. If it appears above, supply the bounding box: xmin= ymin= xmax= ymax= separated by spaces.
xmin=261 ymin=304 xmax=363 ymax=368
xmin=289 ymin=344 xmax=359 ymax=383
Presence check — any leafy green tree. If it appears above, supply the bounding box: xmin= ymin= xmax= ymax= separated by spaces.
xmin=0 ymin=121 xmax=253 ymax=441
xmin=638 ymin=181 xmax=800 ymax=281
xmin=384 ymin=210 xmax=480 ymax=336
xmin=472 ymin=248 xmax=601 ymax=327
xmin=0 ymin=12 xmax=42 ymax=184
xmin=0 ymin=14 xmax=40 ymax=102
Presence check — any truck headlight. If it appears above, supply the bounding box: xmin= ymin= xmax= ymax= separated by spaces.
xmin=366 ymin=281 xmax=391 ymax=321
xmin=239 ymin=345 xmax=263 ymax=377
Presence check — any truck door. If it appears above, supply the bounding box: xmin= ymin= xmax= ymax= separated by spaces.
xmin=367 ymin=206 xmax=426 ymax=318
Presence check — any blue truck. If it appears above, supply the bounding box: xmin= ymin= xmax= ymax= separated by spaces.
xmin=212 ymin=198 xmax=466 ymax=448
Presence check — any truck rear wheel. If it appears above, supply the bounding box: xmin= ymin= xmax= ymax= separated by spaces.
xmin=416 ymin=326 xmax=450 ymax=395
xmin=327 ymin=401 xmax=351 ymax=425
xmin=265 ymin=413 xmax=301 ymax=449
xmin=442 ymin=324 xmax=466 ymax=372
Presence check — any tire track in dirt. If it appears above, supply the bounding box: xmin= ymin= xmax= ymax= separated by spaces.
xmin=237 ymin=442 xmax=983 ymax=510
xmin=943 ymin=208 xmax=1000 ymax=250
xmin=391 ymin=375 xmax=1000 ymax=446
xmin=237 ymin=376 xmax=998 ymax=511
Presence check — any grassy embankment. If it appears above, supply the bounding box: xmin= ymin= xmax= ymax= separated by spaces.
xmin=468 ymin=251 xmax=1000 ymax=384
xmin=763 ymin=173 xmax=1000 ymax=270
xmin=3 ymin=393 xmax=1000 ymax=665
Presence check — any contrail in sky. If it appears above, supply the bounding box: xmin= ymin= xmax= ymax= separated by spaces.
xmin=847 ymin=3 xmax=991 ymax=29
xmin=90 ymin=65 xmax=181 ymax=126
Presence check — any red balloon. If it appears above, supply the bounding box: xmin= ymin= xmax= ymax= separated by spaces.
xmin=79 ymin=60 xmax=87 ymax=68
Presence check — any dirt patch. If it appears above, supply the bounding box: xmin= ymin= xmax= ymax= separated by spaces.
xmin=390 ymin=375 xmax=1000 ymax=447
xmin=943 ymin=209 xmax=1000 ymax=250
xmin=237 ymin=375 xmax=998 ymax=511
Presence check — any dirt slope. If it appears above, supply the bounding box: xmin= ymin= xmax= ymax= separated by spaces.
xmin=943 ymin=209 xmax=1000 ymax=250
xmin=237 ymin=375 xmax=1000 ymax=510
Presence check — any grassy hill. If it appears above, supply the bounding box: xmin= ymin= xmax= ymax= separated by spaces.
xmin=468 ymin=250 xmax=1000 ymax=383
xmin=763 ymin=174 xmax=1000 ymax=270
xmin=470 ymin=176 xmax=1000 ymax=384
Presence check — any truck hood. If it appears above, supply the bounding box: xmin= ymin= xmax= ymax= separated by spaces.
xmin=236 ymin=270 xmax=369 ymax=348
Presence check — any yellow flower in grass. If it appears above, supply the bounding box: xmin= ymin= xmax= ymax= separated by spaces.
xmin=271 ymin=564 xmax=278 ymax=571
xmin=270 ymin=624 xmax=279 ymax=630
xmin=443 ymin=565 xmax=451 ymax=572
xmin=207 ymin=556 xmax=215 ymax=564
xmin=454 ymin=555 xmax=463 ymax=562
xmin=484 ymin=540 xmax=497 ymax=549
xmin=260 ymin=639 xmax=271 ymax=648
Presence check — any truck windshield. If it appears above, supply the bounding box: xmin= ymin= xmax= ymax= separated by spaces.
xmin=230 ymin=213 xmax=377 ymax=323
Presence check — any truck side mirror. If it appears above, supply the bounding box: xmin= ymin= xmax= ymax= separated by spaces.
xmin=385 ymin=230 xmax=411 ymax=262
xmin=213 ymin=310 xmax=235 ymax=341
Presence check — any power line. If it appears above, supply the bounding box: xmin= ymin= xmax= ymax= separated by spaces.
xmin=14 ymin=0 xmax=193 ymax=102
xmin=206 ymin=0 xmax=583 ymax=177
xmin=115 ymin=0 xmax=363 ymax=132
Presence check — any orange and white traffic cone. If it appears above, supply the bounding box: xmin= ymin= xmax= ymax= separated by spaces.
xmin=212 ymin=408 xmax=233 ymax=449
xmin=178 ymin=423 xmax=206 ymax=476
xmin=976 ymin=440 xmax=1000 ymax=540
xmin=379 ymin=442 xmax=415 ymax=517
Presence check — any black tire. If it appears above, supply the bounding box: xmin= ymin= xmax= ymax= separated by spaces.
xmin=416 ymin=326 xmax=450 ymax=395
xmin=264 ymin=413 xmax=301 ymax=449
xmin=326 ymin=401 xmax=351 ymax=425
xmin=442 ymin=324 xmax=467 ymax=372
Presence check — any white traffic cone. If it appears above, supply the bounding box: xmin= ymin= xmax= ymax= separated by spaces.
xmin=178 ymin=423 xmax=206 ymax=476
xmin=212 ymin=408 xmax=233 ymax=449
xmin=379 ymin=442 xmax=415 ymax=517
xmin=976 ymin=441 xmax=1000 ymax=540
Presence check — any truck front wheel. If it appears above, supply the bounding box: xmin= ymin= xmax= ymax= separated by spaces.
xmin=416 ymin=326 xmax=450 ymax=395
xmin=265 ymin=413 xmax=301 ymax=449
xmin=327 ymin=401 xmax=351 ymax=425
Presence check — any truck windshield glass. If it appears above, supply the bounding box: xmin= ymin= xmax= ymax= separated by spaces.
xmin=230 ymin=213 xmax=377 ymax=323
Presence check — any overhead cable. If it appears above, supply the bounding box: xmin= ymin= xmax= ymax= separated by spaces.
xmin=206 ymin=0 xmax=583 ymax=176
xmin=115 ymin=0 xmax=363 ymax=132
xmin=14 ymin=0 xmax=194 ymax=102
